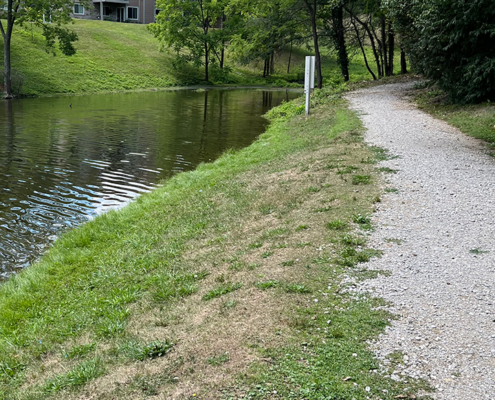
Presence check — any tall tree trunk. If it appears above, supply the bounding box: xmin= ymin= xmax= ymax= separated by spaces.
xmin=3 ymin=34 xmax=12 ymax=99
xmin=387 ymin=21 xmax=394 ymax=76
xmin=304 ymin=0 xmax=323 ymax=89
xmin=1 ymin=1 xmax=15 ymax=99
xmin=351 ymin=18 xmax=376 ymax=80
xmin=380 ymin=14 xmax=388 ymax=77
xmin=204 ymin=42 xmax=209 ymax=81
xmin=400 ymin=47 xmax=407 ymax=74
xmin=263 ymin=58 xmax=268 ymax=78
xmin=270 ymin=51 xmax=275 ymax=75
xmin=332 ymin=5 xmax=349 ymax=82
xmin=220 ymin=14 xmax=225 ymax=69
xmin=287 ymin=41 xmax=293 ymax=74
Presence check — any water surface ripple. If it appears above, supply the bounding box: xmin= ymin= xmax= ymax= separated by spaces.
xmin=0 ymin=89 xmax=298 ymax=278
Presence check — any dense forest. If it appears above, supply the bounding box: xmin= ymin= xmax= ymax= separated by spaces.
xmin=149 ymin=0 xmax=495 ymax=103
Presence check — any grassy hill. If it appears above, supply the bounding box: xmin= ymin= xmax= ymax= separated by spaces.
xmin=1 ymin=19 xmax=388 ymax=97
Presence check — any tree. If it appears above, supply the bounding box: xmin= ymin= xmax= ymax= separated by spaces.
xmin=149 ymin=0 xmax=227 ymax=82
xmin=387 ymin=0 xmax=495 ymax=103
xmin=0 ymin=0 xmax=79 ymax=98
xmin=228 ymin=0 xmax=304 ymax=78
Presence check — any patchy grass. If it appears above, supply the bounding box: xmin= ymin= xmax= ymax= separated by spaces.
xmin=0 ymin=86 xmax=430 ymax=399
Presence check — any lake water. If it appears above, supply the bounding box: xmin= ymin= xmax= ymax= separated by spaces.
xmin=0 ymin=88 xmax=300 ymax=279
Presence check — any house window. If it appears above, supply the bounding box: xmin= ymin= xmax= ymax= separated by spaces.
xmin=127 ymin=6 xmax=138 ymax=20
xmin=73 ymin=3 xmax=85 ymax=15
xmin=104 ymin=6 xmax=112 ymax=16
xmin=154 ymin=8 xmax=161 ymax=21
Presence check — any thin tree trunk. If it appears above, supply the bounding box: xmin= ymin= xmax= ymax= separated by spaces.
xmin=270 ymin=51 xmax=274 ymax=75
xmin=220 ymin=14 xmax=225 ymax=69
xmin=380 ymin=14 xmax=388 ymax=77
xmin=287 ymin=41 xmax=292 ymax=74
xmin=387 ymin=21 xmax=394 ymax=76
xmin=346 ymin=8 xmax=381 ymax=79
xmin=263 ymin=58 xmax=268 ymax=78
xmin=351 ymin=18 xmax=376 ymax=80
xmin=400 ymin=47 xmax=407 ymax=74
xmin=204 ymin=42 xmax=209 ymax=81
xmin=304 ymin=0 xmax=322 ymax=88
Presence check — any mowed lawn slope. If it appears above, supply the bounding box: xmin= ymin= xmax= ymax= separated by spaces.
xmin=1 ymin=18 xmax=398 ymax=97
xmin=3 ymin=20 xmax=180 ymax=96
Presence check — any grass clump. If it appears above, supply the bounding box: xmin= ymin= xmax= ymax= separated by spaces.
xmin=352 ymin=174 xmax=372 ymax=185
xmin=255 ymin=280 xmax=279 ymax=290
xmin=62 ymin=343 xmax=96 ymax=360
xmin=206 ymin=352 xmax=230 ymax=366
xmin=284 ymin=283 xmax=311 ymax=294
xmin=202 ymin=283 xmax=242 ymax=301
xmin=327 ymin=219 xmax=348 ymax=230
xmin=120 ymin=340 xmax=174 ymax=361
xmin=43 ymin=358 xmax=104 ymax=393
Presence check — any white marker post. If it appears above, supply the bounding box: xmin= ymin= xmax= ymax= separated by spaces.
xmin=304 ymin=56 xmax=315 ymax=115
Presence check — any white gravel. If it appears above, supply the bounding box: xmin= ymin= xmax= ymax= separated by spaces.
xmin=346 ymin=82 xmax=495 ymax=399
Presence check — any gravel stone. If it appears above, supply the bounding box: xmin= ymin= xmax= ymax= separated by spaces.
xmin=347 ymin=82 xmax=495 ymax=399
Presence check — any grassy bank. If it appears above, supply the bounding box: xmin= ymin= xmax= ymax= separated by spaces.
xmin=412 ymin=83 xmax=495 ymax=148
xmin=2 ymin=19 xmax=401 ymax=97
xmin=0 ymin=86 xmax=430 ymax=399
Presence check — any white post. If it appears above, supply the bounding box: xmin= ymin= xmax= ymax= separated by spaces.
xmin=304 ymin=56 xmax=316 ymax=115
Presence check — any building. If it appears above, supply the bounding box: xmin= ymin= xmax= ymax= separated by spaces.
xmin=72 ymin=0 xmax=159 ymax=25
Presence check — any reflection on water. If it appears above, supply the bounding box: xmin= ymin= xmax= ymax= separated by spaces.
xmin=0 ymin=89 xmax=300 ymax=278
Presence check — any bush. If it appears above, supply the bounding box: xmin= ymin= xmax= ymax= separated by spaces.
xmin=389 ymin=0 xmax=495 ymax=103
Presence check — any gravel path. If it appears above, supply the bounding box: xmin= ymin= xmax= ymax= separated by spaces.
xmin=347 ymin=82 xmax=495 ymax=399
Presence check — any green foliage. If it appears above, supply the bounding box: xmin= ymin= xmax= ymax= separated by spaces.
xmin=149 ymin=0 xmax=229 ymax=81
xmin=265 ymin=100 xmax=305 ymax=121
xmin=388 ymin=0 xmax=495 ymax=103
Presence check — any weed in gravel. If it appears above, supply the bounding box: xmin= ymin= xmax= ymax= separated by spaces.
xmin=385 ymin=238 xmax=404 ymax=245
xmin=385 ymin=187 xmax=399 ymax=193
xmin=469 ymin=248 xmax=489 ymax=254
xmin=378 ymin=167 xmax=399 ymax=174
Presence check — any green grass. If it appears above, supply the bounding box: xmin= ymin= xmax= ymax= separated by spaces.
xmin=43 ymin=358 xmax=104 ymax=393
xmin=0 ymin=85 xmax=431 ymax=399
xmin=202 ymin=282 xmax=242 ymax=301
xmin=414 ymin=84 xmax=495 ymax=145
